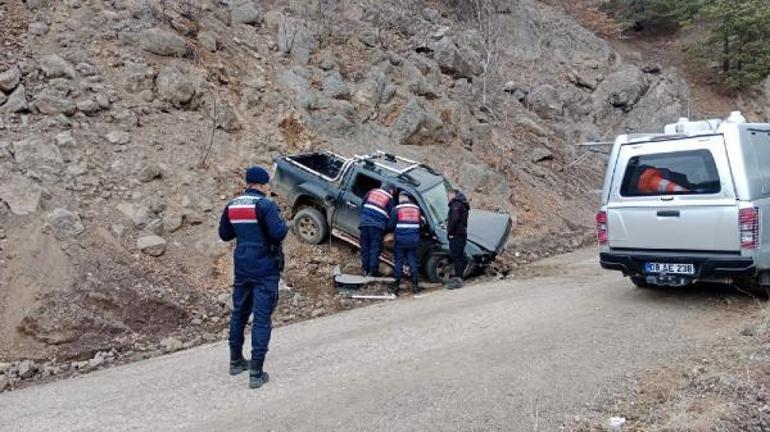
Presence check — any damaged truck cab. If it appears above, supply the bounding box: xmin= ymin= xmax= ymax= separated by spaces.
xmin=272 ymin=151 xmax=512 ymax=283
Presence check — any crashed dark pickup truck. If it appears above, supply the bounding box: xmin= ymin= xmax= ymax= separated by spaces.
xmin=272 ymin=151 xmax=512 ymax=283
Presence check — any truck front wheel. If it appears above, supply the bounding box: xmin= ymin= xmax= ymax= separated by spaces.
xmin=293 ymin=207 xmax=328 ymax=244
xmin=425 ymin=254 xmax=454 ymax=284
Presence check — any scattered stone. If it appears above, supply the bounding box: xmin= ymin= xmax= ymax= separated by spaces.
xmin=422 ymin=7 xmax=441 ymax=23
xmin=46 ymin=208 xmax=84 ymax=240
xmin=527 ymin=84 xmax=564 ymax=119
xmin=55 ymin=132 xmax=77 ymax=149
xmin=322 ymin=70 xmax=350 ymax=100
xmin=75 ymin=62 xmax=97 ymax=76
xmin=160 ymin=336 xmax=183 ymax=352
xmin=138 ymin=163 xmax=162 ymax=182
xmin=530 ymin=147 xmax=554 ymax=163
xmin=311 ymin=307 xmax=326 ymax=318
xmin=391 ymin=97 xmax=449 ymax=146
xmin=162 ymin=212 xmax=184 ymax=233
xmin=117 ymin=202 xmax=150 ymax=228
xmin=0 ymin=375 xmax=8 ymax=392
xmin=140 ymin=28 xmax=190 ymax=57
xmin=17 ymin=360 xmax=36 ymax=379
xmin=432 ymin=37 xmax=481 ymax=80
xmin=12 ymin=136 xmax=62 ymax=164
xmin=39 ymin=54 xmax=77 ymax=79
xmin=0 ymin=85 xmax=28 ymax=113
xmin=105 ymin=130 xmax=131 ymax=145
xmin=76 ymin=98 xmax=101 ymax=115
xmin=155 ymin=67 xmax=197 ymax=107
xmin=88 ymin=352 xmax=105 ymax=368
xmin=198 ymin=31 xmax=218 ymax=51
xmin=28 ymin=21 xmax=49 ymax=36
xmin=0 ymin=92 xmax=6 ymax=106
xmin=0 ymin=175 xmax=43 ymax=215
xmin=32 ymin=91 xmax=76 ymax=116
xmin=216 ymin=103 xmax=242 ymax=132
xmin=137 ymin=235 xmax=167 ymax=256
xmin=593 ymin=65 xmax=647 ymax=110
xmin=95 ymin=93 xmax=111 ymax=109
xmin=0 ymin=65 xmax=21 ymax=92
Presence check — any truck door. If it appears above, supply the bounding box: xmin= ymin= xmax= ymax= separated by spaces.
xmin=334 ymin=170 xmax=385 ymax=239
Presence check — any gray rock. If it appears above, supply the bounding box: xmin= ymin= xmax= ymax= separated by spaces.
xmin=88 ymin=353 xmax=105 ymax=369
xmin=432 ymin=37 xmax=481 ymax=79
xmin=39 ymin=55 xmax=77 ymax=79
xmin=0 ymin=85 xmax=28 ymax=113
xmin=28 ymin=21 xmax=49 ymax=36
xmin=17 ymin=360 xmax=36 ymax=379
xmin=12 ymin=136 xmax=62 ymax=164
xmin=530 ymin=147 xmax=554 ymax=163
xmin=422 ymin=7 xmax=441 ymax=23
xmin=155 ymin=67 xmax=196 ymax=107
xmin=118 ymin=203 xmax=149 ymax=228
xmin=0 ymin=92 xmax=6 ymax=106
xmin=162 ymin=212 xmax=184 ymax=233
xmin=55 ymin=131 xmax=77 ymax=148
xmin=0 ymin=65 xmax=21 ymax=92
xmin=105 ymin=130 xmax=131 ymax=145
xmin=76 ymin=62 xmax=97 ymax=76
xmin=593 ymin=65 xmax=647 ymax=110
xmin=322 ymin=70 xmax=350 ymax=100
xmin=527 ymin=85 xmax=564 ymax=120
xmin=31 ymin=91 xmax=76 ymax=116
xmin=95 ymin=93 xmax=111 ymax=109
xmin=198 ymin=31 xmax=218 ymax=51
xmin=231 ymin=0 xmax=261 ymax=25
xmin=140 ymin=28 xmax=190 ymax=57
xmin=391 ymin=97 xmax=449 ymax=146
xmin=137 ymin=235 xmax=167 ymax=256
xmin=76 ymin=98 xmax=101 ymax=115
xmin=216 ymin=103 xmax=242 ymax=132
xmin=311 ymin=308 xmax=325 ymax=318
xmin=0 ymin=175 xmax=43 ymax=215
xmin=0 ymin=141 xmax=10 ymax=161
xmin=0 ymin=375 xmax=8 ymax=392
xmin=138 ymin=163 xmax=162 ymax=182
xmin=47 ymin=208 xmax=84 ymax=240
xmin=278 ymin=67 xmax=310 ymax=93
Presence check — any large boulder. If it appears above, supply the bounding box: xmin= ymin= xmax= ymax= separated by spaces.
xmin=0 ymin=85 xmax=28 ymax=113
xmin=527 ymin=85 xmax=564 ymax=120
xmin=391 ymin=97 xmax=450 ymax=146
xmin=155 ymin=67 xmax=196 ymax=107
xmin=322 ymin=70 xmax=350 ymax=100
xmin=431 ymin=37 xmax=481 ymax=80
xmin=231 ymin=0 xmax=261 ymax=25
xmin=0 ymin=174 xmax=43 ymax=215
xmin=12 ymin=136 xmax=62 ymax=164
xmin=137 ymin=235 xmax=167 ymax=256
xmin=39 ymin=55 xmax=77 ymax=80
xmin=140 ymin=28 xmax=190 ymax=57
xmin=616 ymin=72 xmax=690 ymax=132
xmin=593 ymin=65 xmax=648 ymax=111
xmin=46 ymin=208 xmax=84 ymax=240
xmin=0 ymin=65 xmax=21 ymax=92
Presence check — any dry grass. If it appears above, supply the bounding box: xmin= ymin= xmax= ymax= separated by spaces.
xmin=569 ymin=306 xmax=770 ymax=431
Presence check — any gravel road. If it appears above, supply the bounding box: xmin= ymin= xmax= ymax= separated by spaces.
xmin=0 ymin=249 xmax=753 ymax=431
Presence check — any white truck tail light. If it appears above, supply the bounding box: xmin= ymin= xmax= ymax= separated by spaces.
xmin=596 ymin=211 xmax=608 ymax=245
xmin=739 ymin=207 xmax=760 ymax=249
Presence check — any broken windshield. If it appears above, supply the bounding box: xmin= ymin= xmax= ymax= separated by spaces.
xmin=422 ymin=182 xmax=450 ymax=225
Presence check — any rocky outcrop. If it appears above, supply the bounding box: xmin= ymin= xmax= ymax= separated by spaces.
xmin=0 ymin=66 xmax=21 ymax=92
xmin=391 ymin=97 xmax=449 ymax=146
xmin=155 ymin=67 xmax=197 ymax=107
xmin=46 ymin=208 xmax=84 ymax=240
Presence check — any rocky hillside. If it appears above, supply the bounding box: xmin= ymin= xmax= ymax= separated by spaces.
xmin=0 ymin=0 xmax=707 ymax=388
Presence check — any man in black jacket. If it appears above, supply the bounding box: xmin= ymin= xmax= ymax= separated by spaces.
xmin=446 ymin=189 xmax=469 ymax=289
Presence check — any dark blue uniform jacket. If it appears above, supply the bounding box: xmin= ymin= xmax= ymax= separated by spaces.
xmin=359 ymin=188 xmax=394 ymax=230
xmin=218 ymin=189 xmax=288 ymax=280
xmin=389 ymin=202 xmax=422 ymax=248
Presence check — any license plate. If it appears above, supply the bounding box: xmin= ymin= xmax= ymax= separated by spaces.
xmin=644 ymin=262 xmax=695 ymax=275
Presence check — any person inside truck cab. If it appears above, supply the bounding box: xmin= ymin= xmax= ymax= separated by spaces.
xmin=636 ymin=165 xmax=690 ymax=195
xmin=359 ymin=184 xmax=396 ymax=276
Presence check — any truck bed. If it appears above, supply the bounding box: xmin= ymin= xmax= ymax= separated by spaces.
xmin=287 ymin=153 xmax=347 ymax=181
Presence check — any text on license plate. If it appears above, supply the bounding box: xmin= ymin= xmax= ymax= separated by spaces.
xmin=644 ymin=262 xmax=695 ymax=275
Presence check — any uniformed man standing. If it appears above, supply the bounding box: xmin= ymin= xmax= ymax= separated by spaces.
xmin=359 ymin=184 xmax=395 ymax=276
xmin=218 ymin=166 xmax=288 ymax=389
xmin=389 ymin=192 xmax=422 ymax=295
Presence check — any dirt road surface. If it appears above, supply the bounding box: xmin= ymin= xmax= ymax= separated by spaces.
xmin=0 ymin=249 xmax=754 ymax=431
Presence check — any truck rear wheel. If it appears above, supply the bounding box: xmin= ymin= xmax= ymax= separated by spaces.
xmin=736 ymin=277 xmax=770 ymax=299
xmin=293 ymin=208 xmax=328 ymax=244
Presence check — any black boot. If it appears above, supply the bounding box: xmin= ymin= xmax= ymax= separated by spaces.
xmin=249 ymin=358 xmax=269 ymax=389
xmin=412 ymin=278 xmax=422 ymax=295
xmin=390 ymin=279 xmax=401 ymax=296
xmin=229 ymin=347 xmax=249 ymax=376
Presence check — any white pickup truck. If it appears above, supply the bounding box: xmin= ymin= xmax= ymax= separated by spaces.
xmin=597 ymin=111 xmax=770 ymax=297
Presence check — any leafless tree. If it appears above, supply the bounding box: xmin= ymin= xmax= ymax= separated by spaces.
xmin=199 ymin=94 xmax=219 ymax=168
xmin=473 ymin=0 xmax=503 ymax=115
